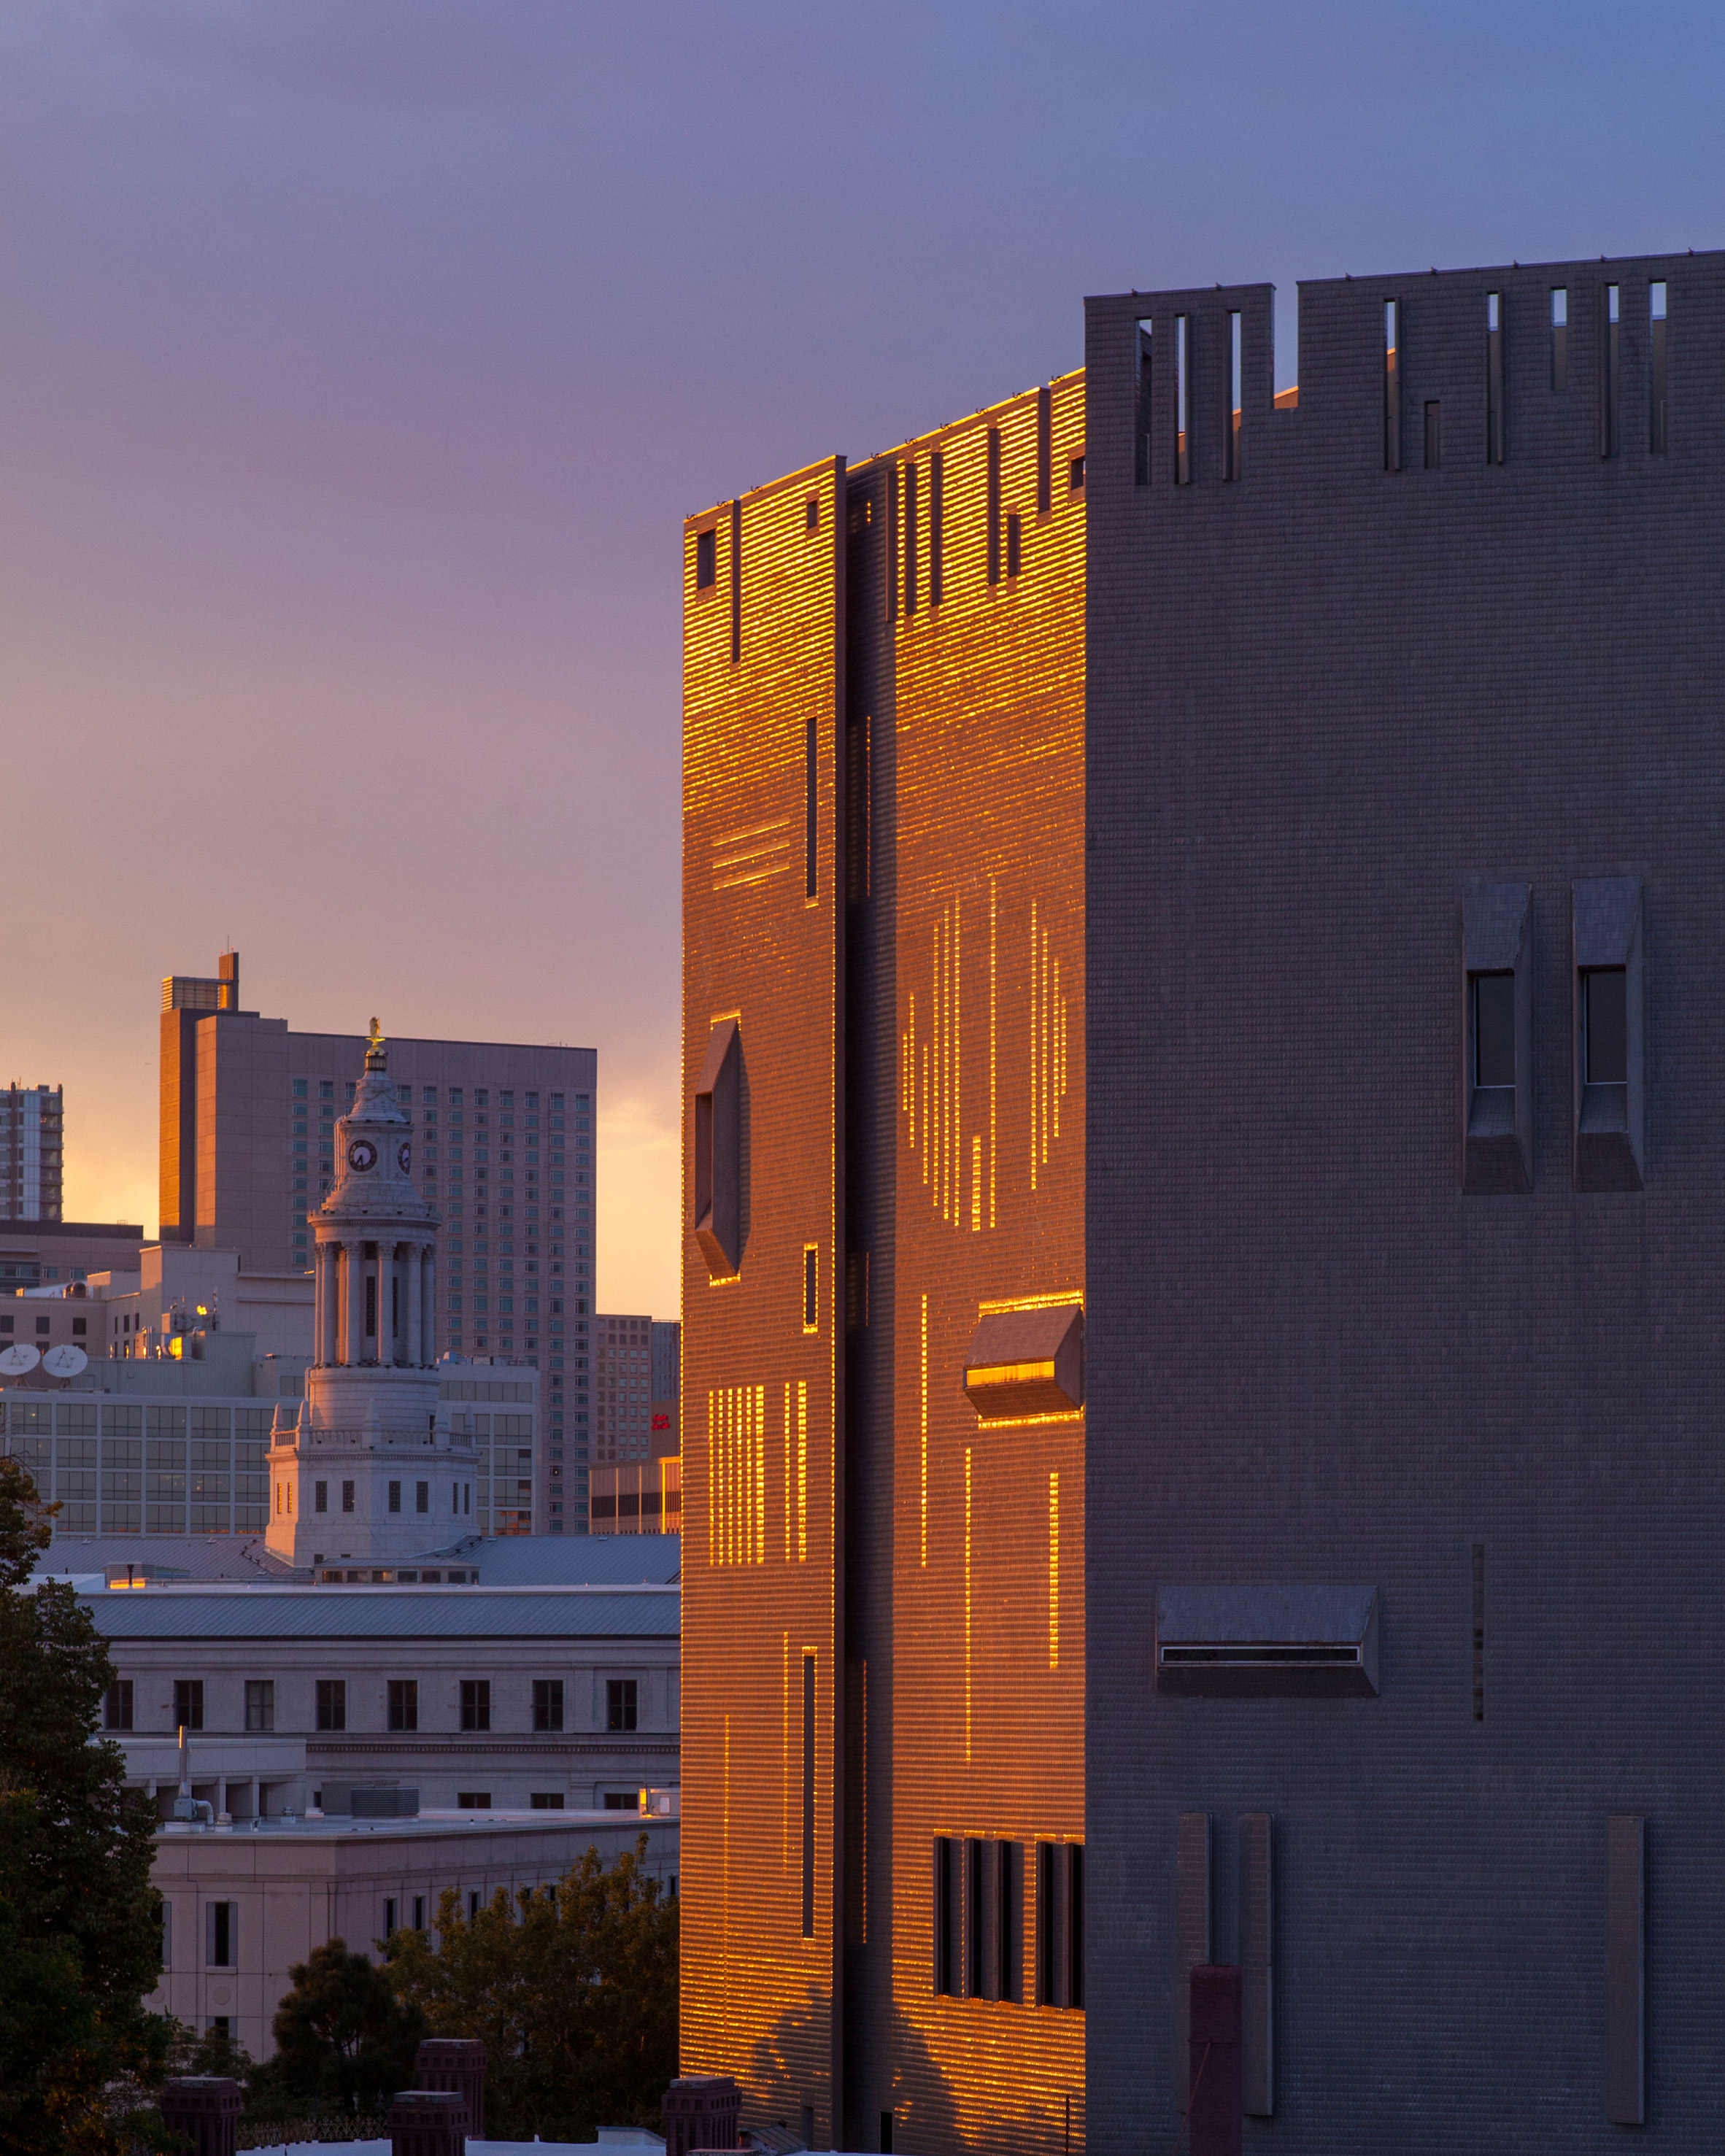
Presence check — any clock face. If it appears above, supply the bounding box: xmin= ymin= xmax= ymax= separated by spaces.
xmin=347 ymin=1138 xmax=377 ymax=1173
xmin=397 ymin=1140 xmax=412 ymax=1175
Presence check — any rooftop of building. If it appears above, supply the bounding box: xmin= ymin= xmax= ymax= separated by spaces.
xmin=80 ymin=1583 xmax=678 ymax=1642
xmin=155 ymin=1807 xmax=674 ymax=1843
xmin=33 ymin=1531 xmax=680 ymax=1589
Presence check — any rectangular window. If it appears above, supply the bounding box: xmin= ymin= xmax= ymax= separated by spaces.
xmin=1582 ymin=967 xmax=1628 ymax=1085
xmin=730 ymin=498 xmax=741 ymax=664
xmin=928 ymin=452 xmax=943 ymax=606
xmin=933 ymin=1837 xmax=956 ymax=1995
xmin=316 ymin=1679 xmax=347 ymax=1732
xmin=1602 ymin=283 xmax=1620 ymax=457
xmin=314 ymin=1480 xmax=328 ymax=1514
xmin=802 ymin=1652 xmax=816 ymax=1939
xmin=416 ymin=1481 xmax=429 ymax=1513
xmin=806 ymin=699 xmax=818 ymax=901
xmin=1036 ymin=1841 xmax=1058 ymax=2004
xmin=244 ymin=1680 xmax=274 ymax=1733
xmin=1650 ymin=280 xmax=1667 ymax=455
xmin=967 ymin=1838 xmax=986 ymax=1998
xmin=607 ymin=1677 xmax=638 ymax=1731
xmin=530 ymin=1791 xmax=566 ymax=1810
xmin=803 ymin=1245 xmax=818 ymax=1333
xmin=533 ymin=1679 xmax=565 ymax=1731
xmin=695 ymin=526 xmax=716 ymax=590
xmin=384 ymin=1898 xmax=397 ymax=1936
xmin=460 ymin=1679 xmax=491 ymax=1732
xmin=173 ymin=1680 xmax=204 ymax=1731
xmin=1135 ymin=317 xmax=1152 ymax=484
xmin=805 ymin=494 xmax=819 ymax=533
xmin=1486 ymin=292 xmax=1505 ymax=464
xmin=1424 ymin=399 xmax=1443 ymax=471
xmin=997 ymin=1841 xmax=1019 ymax=2001
xmin=1473 ymin=972 xmax=1516 ymax=1089
xmin=104 ymin=1680 xmax=134 ymax=1731
xmin=902 ymin=463 xmax=918 ymax=614
xmin=1227 ymin=310 xmax=1242 ymax=480
xmin=365 ymin=1272 xmax=377 ymax=1339
xmin=1069 ymin=452 xmax=1086 ymax=494
xmin=1066 ymin=1844 xmax=1084 ymax=2010
xmin=1005 ymin=511 xmax=1022 ymax=579
xmin=986 ymin=427 xmax=1003 ymax=583
xmin=387 ymin=1680 xmax=418 ymax=1732
xmin=341 ymin=1480 xmax=355 ymax=1514
xmin=1035 ymin=382 xmax=1051 ymax=514
xmin=205 ymin=1901 xmax=236 ymax=1968
xmin=457 ymin=1791 xmax=492 ymax=1810
xmin=1174 ymin=314 xmax=1191 ymax=483
xmin=387 ymin=1480 xmax=401 ymax=1514
xmin=1551 ymin=287 xmax=1568 ymax=392
xmin=413 ymin=1897 xmax=426 ymax=1931
xmin=1384 ymin=299 xmax=1402 ymax=471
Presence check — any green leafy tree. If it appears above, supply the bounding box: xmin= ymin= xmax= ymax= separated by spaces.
xmin=0 ymin=1457 xmax=170 ymax=2153
xmin=386 ymin=1834 xmax=677 ymax=2141
xmin=247 ymin=1940 xmax=425 ymax=2118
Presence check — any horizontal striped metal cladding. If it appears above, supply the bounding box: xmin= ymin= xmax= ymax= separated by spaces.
xmin=962 ymin=1303 xmax=1084 ymax=1420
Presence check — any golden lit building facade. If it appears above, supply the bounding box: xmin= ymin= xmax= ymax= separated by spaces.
xmin=682 ymin=376 xmax=1087 ymax=2155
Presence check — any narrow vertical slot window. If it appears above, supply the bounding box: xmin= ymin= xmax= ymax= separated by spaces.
xmin=1066 ymin=1845 xmax=1084 ymax=2010
xmin=695 ymin=527 xmax=716 ymax=590
xmin=1470 ymin=1543 xmax=1485 ymax=1721
xmin=1035 ymin=384 xmax=1052 ymax=514
xmin=1173 ymin=314 xmax=1190 ymax=484
xmin=934 ymin=1838 xmax=955 ymax=1994
xmin=1486 ymin=292 xmax=1505 ymax=464
xmin=1227 ymin=310 xmax=1242 ymax=480
xmin=1602 ymin=285 xmax=1620 ymax=458
xmin=1582 ymin=967 xmax=1628 ymax=1087
xmin=886 ymin=465 xmax=899 ymax=624
xmin=1550 ymin=287 xmax=1568 ymax=392
xmin=1649 ymin=281 xmax=1667 ymax=455
xmin=1036 ymin=1841 xmax=1058 ymax=2004
xmin=986 ymin=428 xmax=1002 ymax=584
xmin=729 ymin=498 xmax=742 ymax=662
xmin=967 ymin=1839 xmax=985 ymax=1997
xmin=805 ymin=495 xmax=820 ymax=533
xmin=805 ymin=706 xmax=818 ymax=901
xmin=1424 ymin=401 xmax=1443 ymax=471
xmin=1135 ymin=320 xmax=1152 ymax=485
xmin=1006 ymin=511 xmax=1022 ymax=579
xmin=903 ymin=464 xmax=919 ymax=614
xmin=929 ymin=452 xmax=944 ymax=606
xmin=997 ymin=1842 xmax=1018 ymax=2001
xmin=802 ymin=1245 xmax=818 ymax=1333
xmin=1473 ymin=973 xmax=1515 ymax=1091
xmin=801 ymin=1653 xmax=816 ymax=1938
xmin=1384 ymin=300 xmax=1402 ymax=471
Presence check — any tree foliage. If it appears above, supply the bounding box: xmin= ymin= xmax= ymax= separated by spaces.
xmin=0 ymin=1457 xmax=170 ymax=2153
xmin=247 ymin=1940 xmax=425 ymax=2119
xmin=385 ymin=1835 xmax=678 ymax=2141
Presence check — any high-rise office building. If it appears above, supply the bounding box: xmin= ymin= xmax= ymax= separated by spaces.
xmin=683 ymin=250 xmax=1725 ymax=2155
xmin=1 ymin=1083 xmax=64 ymax=1221
xmin=158 ymin=951 xmax=595 ymax=1489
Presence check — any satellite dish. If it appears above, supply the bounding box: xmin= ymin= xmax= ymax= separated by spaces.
xmin=42 ymin=1345 xmax=88 ymax=1379
xmin=0 ymin=1344 xmax=42 ymax=1375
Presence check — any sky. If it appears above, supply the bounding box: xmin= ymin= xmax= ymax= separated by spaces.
xmin=3 ymin=1 xmax=1721 ymax=1318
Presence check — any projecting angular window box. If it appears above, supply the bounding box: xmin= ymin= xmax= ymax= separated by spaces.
xmin=962 ymin=1303 xmax=1084 ymax=1423
xmin=1156 ymin=1585 xmax=1380 ymax=1697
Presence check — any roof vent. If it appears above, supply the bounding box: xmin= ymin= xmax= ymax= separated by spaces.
xmin=962 ymin=1302 xmax=1083 ymax=1423
xmin=1156 ymin=1585 xmax=1380 ymax=1697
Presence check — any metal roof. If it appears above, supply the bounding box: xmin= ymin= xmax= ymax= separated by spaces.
xmin=85 ymin=1587 xmax=679 ymax=1642
xmin=474 ymin=1534 xmax=680 ymax=1588
xmin=36 ymin=1531 xmax=682 ymax=1591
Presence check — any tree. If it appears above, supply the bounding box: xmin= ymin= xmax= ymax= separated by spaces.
xmin=0 ymin=1458 xmax=170 ymax=2153
xmin=386 ymin=1834 xmax=677 ymax=2141
xmin=248 ymin=1940 xmax=425 ymax=2118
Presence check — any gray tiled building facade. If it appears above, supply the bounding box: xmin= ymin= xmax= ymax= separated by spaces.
xmin=1085 ymin=254 xmax=1724 ymax=2149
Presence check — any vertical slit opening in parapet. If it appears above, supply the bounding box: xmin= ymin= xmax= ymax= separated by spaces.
xmin=1006 ymin=511 xmax=1022 ymax=579
xmin=903 ymin=464 xmax=919 ymax=614
xmin=987 ymin=428 xmax=1002 ymax=584
xmin=1036 ymin=384 xmax=1052 ymax=514
xmin=1602 ymin=284 xmax=1620 ymax=457
xmin=1471 ymin=1543 xmax=1485 ymax=1720
xmin=930 ymin=452 xmax=944 ymax=605
xmin=1550 ymin=287 xmax=1568 ymax=392
xmin=1227 ymin=310 xmax=1242 ymax=480
xmin=1174 ymin=314 xmax=1190 ymax=484
xmin=1134 ymin=320 xmax=1151 ymax=485
xmin=1424 ymin=400 xmax=1443 ymax=471
xmin=801 ymin=1653 xmax=816 ymax=1937
xmin=728 ymin=499 xmax=741 ymax=662
xmin=1384 ymin=300 xmax=1402 ymax=471
xmin=1650 ymin=280 xmax=1668 ymax=454
xmin=1486 ymin=292 xmax=1505 ymax=464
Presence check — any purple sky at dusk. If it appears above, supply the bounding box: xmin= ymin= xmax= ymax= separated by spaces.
xmin=3 ymin=1 xmax=1718 ymax=1316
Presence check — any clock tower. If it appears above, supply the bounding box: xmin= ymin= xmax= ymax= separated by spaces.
xmin=266 ymin=1021 xmax=476 ymax=1569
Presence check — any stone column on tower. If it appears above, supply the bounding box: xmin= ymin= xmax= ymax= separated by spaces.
xmin=421 ymin=1243 xmax=436 ymax=1362
xmin=405 ymin=1242 xmax=423 ymax=1367
xmin=378 ymin=1238 xmax=395 ymax=1364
